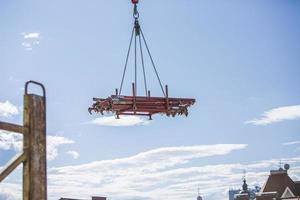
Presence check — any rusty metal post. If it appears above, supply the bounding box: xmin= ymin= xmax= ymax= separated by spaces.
xmin=132 ymin=82 xmax=137 ymax=111
xmin=23 ymin=81 xmax=47 ymax=200
xmin=165 ymin=85 xmax=169 ymax=111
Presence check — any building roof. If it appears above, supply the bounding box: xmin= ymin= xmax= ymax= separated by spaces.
xmin=236 ymin=194 xmax=249 ymax=200
xmin=235 ymin=178 xmax=251 ymax=200
xmin=59 ymin=198 xmax=85 ymax=200
xmin=261 ymin=169 xmax=299 ymax=196
xmin=295 ymin=181 xmax=300 ymax=194
xmin=197 ymin=195 xmax=203 ymax=200
xmin=257 ymin=167 xmax=300 ymax=199
xmin=59 ymin=197 xmax=106 ymax=200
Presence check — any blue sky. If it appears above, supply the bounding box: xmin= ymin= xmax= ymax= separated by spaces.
xmin=0 ymin=0 xmax=300 ymax=200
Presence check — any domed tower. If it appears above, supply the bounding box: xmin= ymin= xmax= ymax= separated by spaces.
xmin=241 ymin=178 xmax=248 ymax=193
xmin=235 ymin=172 xmax=251 ymax=200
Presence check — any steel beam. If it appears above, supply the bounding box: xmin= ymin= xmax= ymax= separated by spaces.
xmin=89 ymin=91 xmax=195 ymax=118
xmin=0 ymin=80 xmax=47 ymax=200
xmin=0 ymin=121 xmax=24 ymax=134
xmin=0 ymin=153 xmax=26 ymax=182
xmin=23 ymin=92 xmax=47 ymax=200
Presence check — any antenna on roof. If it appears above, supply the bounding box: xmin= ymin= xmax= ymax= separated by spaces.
xmin=242 ymin=170 xmax=248 ymax=192
xmin=242 ymin=169 xmax=246 ymax=180
xmin=197 ymin=185 xmax=203 ymax=200
xmin=279 ymin=160 xmax=283 ymax=170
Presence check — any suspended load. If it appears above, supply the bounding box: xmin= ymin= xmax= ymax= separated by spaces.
xmin=89 ymin=0 xmax=195 ymax=119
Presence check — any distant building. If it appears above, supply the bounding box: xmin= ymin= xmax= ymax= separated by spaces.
xmin=197 ymin=194 xmax=203 ymax=200
xmin=59 ymin=197 xmax=106 ymax=200
xmin=229 ymin=189 xmax=241 ymax=200
xmin=234 ymin=178 xmax=254 ymax=200
xmin=256 ymin=164 xmax=300 ymax=200
xmin=92 ymin=198 xmax=106 ymax=200
xmin=60 ymin=199 xmax=81 ymax=200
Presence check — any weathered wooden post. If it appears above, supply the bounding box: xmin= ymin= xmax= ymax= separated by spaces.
xmin=23 ymin=80 xmax=47 ymax=200
xmin=0 ymin=80 xmax=47 ymax=200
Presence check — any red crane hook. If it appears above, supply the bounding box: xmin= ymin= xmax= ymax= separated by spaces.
xmin=131 ymin=0 xmax=139 ymax=4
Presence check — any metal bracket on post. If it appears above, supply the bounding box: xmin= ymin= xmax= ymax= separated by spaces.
xmin=0 ymin=153 xmax=26 ymax=182
xmin=25 ymin=80 xmax=46 ymax=97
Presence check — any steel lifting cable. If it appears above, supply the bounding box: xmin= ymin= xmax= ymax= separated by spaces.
xmin=140 ymin=28 xmax=165 ymax=96
xmin=134 ymin=4 xmax=139 ymax=95
xmin=119 ymin=2 xmax=166 ymax=97
xmin=138 ymin=33 xmax=148 ymax=96
xmin=119 ymin=27 xmax=135 ymax=95
xmin=134 ymin=23 xmax=137 ymax=94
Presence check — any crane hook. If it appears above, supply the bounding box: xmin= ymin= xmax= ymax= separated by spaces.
xmin=132 ymin=0 xmax=139 ymax=19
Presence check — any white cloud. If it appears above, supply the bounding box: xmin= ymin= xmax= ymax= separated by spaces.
xmin=0 ymin=131 xmax=22 ymax=151
xmin=46 ymin=144 xmax=247 ymax=200
xmin=91 ymin=116 xmax=150 ymax=127
xmin=21 ymin=32 xmax=41 ymax=51
xmin=0 ymin=101 xmax=19 ymax=117
xmin=0 ymin=183 xmax=21 ymax=200
xmin=66 ymin=150 xmax=80 ymax=159
xmin=246 ymin=105 xmax=300 ymax=125
xmin=2 ymin=143 xmax=300 ymax=200
xmin=47 ymin=156 xmax=299 ymax=200
xmin=283 ymin=141 xmax=300 ymax=146
xmin=47 ymin=136 xmax=75 ymax=161
xmin=0 ymin=131 xmax=74 ymax=161
xmin=23 ymin=32 xmax=40 ymax=39
xmin=282 ymin=141 xmax=300 ymax=152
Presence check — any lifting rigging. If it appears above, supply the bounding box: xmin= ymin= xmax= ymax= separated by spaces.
xmin=88 ymin=0 xmax=195 ymax=120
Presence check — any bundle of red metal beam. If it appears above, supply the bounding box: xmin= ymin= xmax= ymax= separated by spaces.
xmin=88 ymin=95 xmax=195 ymax=119
xmin=88 ymin=85 xmax=195 ymax=119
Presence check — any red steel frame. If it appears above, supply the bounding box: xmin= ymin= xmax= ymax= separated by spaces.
xmin=89 ymin=83 xmax=195 ymax=119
